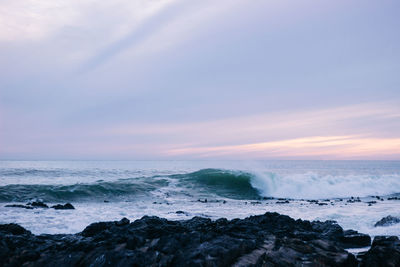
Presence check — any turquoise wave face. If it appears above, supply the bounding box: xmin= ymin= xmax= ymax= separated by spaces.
xmin=0 ymin=168 xmax=263 ymax=202
xmin=3 ymin=166 xmax=399 ymax=202
xmin=172 ymin=168 xmax=262 ymax=199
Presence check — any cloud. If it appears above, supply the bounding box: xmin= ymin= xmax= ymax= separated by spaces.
xmin=0 ymin=0 xmax=176 ymax=42
xmin=164 ymin=135 xmax=400 ymax=159
xmin=1 ymin=102 xmax=399 ymax=159
xmin=0 ymin=1 xmax=399 ymax=160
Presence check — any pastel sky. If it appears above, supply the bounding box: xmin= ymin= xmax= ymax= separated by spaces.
xmin=0 ymin=0 xmax=399 ymax=160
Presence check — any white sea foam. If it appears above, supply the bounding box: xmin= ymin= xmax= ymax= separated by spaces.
xmin=1 ymin=160 xmax=400 ymax=237
xmin=250 ymin=171 xmax=400 ymax=199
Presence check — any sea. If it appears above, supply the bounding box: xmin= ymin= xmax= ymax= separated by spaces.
xmin=1 ymin=160 xmax=400 ymax=237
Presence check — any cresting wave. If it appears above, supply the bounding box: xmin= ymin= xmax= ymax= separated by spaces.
xmin=172 ymin=168 xmax=260 ymax=199
xmin=1 ymin=168 xmax=400 ymax=202
xmin=0 ymin=180 xmax=168 ymax=202
xmin=175 ymin=168 xmax=400 ymax=199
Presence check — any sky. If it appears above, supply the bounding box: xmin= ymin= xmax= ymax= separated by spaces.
xmin=0 ymin=0 xmax=399 ymax=160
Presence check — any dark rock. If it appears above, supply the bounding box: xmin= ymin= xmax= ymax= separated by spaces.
xmin=276 ymin=200 xmax=289 ymax=204
xmin=28 ymin=201 xmax=49 ymax=208
xmin=0 ymin=223 xmax=31 ymax=235
xmin=360 ymin=236 xmax=400 ymax=266
xmin=81 ymin=221 xmax=113 ymax=237
xmin=51 ymin=203 xmax=75 ymax=210
xmin=374 ymin=215 xmax=400 ymax=227
xmin=115 ymin=217 xmax=130 ymax=226
xmin=262 ymin=197 xmax=274 ymax=200
xmin=340 ymin=230 xmax=371 ymax=248
xmin=5 ymin=204 xmax=34 ymax=209
xmin=347 ymin=198 xmax=361 ymax=203
xmin=0 ymin=212 xmax=393 ymax=266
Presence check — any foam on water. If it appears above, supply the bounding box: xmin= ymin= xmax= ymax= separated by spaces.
xmin=250 ymin=171 xmax=400 ymax=199
xmin=0 ymin=160 xmax=400 ymax=237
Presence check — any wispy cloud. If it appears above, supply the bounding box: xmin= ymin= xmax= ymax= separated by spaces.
xmin=0 ymin=1 xmax=399 ymax=160
xmin=164 ymin=135 xmax=400 ymax=159
xmin=107 ymin=101 xmax=400 ymax=143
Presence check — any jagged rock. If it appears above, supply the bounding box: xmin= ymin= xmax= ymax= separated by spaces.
xmin=340 ymin=230 xmax=371 ymax=248
xmin=360 ymin=236 xmax=400 ymax=266
xmin=27 ymin=201 xmax=49 ymax=208
xmin=374 ymin=215 xmax=400 ymax=227
xmin=0 ymin=212 xmax=390 ymax=267
xmin=5 ymin=204 xmax=33 ymax=209
xmin=51 ymin=203 xmax=75 ymax=210
xmin=0 ymin=223 xmax=31 ymax=235
xmin=115 ymin=217 xmax=130 ymax=226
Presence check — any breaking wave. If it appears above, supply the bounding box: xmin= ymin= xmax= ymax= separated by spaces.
xmin=0 ymin=179 xmax=168 ymax=202
xmin=1 ymin=168 xmax=400 ymax=202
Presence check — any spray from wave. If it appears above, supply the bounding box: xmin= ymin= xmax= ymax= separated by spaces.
xmin=1 ymin=168 xmax=400 ymax=202
xmin=250 ymin=171 xmax=400 ymax=199
xmin=173 ymin=168 xmax=400 ymax=199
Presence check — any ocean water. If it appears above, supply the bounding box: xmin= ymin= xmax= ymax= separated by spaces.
xmin=0 ymin=160 xmax=400 ymax=237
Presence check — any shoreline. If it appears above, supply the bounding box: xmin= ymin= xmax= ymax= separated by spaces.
xmin=1 ymin=212 xmax=399 ymax=266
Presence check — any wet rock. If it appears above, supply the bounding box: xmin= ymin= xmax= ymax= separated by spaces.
xmin=0 ymin=212 xmax=385 ymax=266
xmin=115 ymin=217 xmax=130 ymax=226
xmin=347 ymin=197 xmax=361 ymax=203
xmin=374 ymin=215 xmax=400 ymax=227
xmin=276 ymin=200 xmax=289 ymax=204
xmin=262 ymin=197 xmax=274 ymax=200
xmin=51 ymin=203 xmax=75 ymax=210
xmin=27 ymin=201 xmax=49 ymax=208
xmin=340 ymin=230 xmax=371 ymax=248
xmin=240 ymin=236 xmax=358 ymax=266
xmin=0 ymin=223 xmax=31 ymax=235
xmin=360 ymin=236 xmax=400 ymax=266
xmin=81 ymin=221 xmax=113 ymax=237
xmin=5 ymin=204 xmax=34 ymax=209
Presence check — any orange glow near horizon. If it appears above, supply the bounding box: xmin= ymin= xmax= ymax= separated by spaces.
xmin=165 ymin=136 xmax=400 ymax=159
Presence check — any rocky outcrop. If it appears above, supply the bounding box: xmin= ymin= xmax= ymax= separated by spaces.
xmin=5 ymin=202 xmax=75 ymax=210
xmin=360 ymin=236 xmax=400 ymax=266
xmin=50 ymin=203 xmax=75 ymax=210
xmin=374 ymin=215 xmax=400 ymax=227
xmin=0 ymin=212 xmax=395 ymax=266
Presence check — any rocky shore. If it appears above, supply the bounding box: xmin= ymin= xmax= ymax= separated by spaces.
xmin=0 ymin=212 xmax=399 ymax=266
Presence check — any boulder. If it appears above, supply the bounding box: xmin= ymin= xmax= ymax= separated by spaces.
xmin=360 ymin=236 xmax=400 ymax=266
xmin=51 ymin=203 xmax=75 ymax=210
xmin=374 ymin=215 xmax=400 ymax=227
